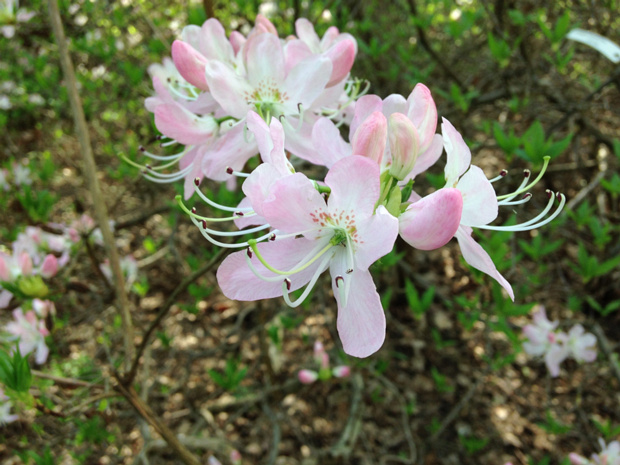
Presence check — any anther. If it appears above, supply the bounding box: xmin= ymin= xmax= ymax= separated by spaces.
xmin=145 ymin=164 xmax=152 ymax=170
xmin=235 ymin=211 xmax=244 ymax=217
xmin=194 ymin=177 xmax=200 ymax=186
xmin=201 ymin=220 xmax=207 ymax=229
xmin=500 ymin=169 xmax=508 ymax=177
xmin=556 ymin=192 xmax=562 ymax=200
xmin=155 ymin=135 xmax=163 ymax=140
xmin=284 ymin=278 xmax=292 ymax=291
xmin=191 ymin=207 xmax=197 ymax=214
xmin=226 ymin=167 xmax=234 ymax=175
xmin=335 ymin=276 xmax=344 ymax=288
xmin=139 ymin=145 xmax=146 ymax=152
xmin=166 ymin=77 xmax=171 ymax=83
xmin=346 ymin=268 xmax=353 ymax=274
xmin=522 ymin=193 xmax=532 ymax=200
xmin=269 ymin=233 xmax=276 ymax=241
xmin=545 ymin=189 xmax=552 ymax=199
xmin=246 ymin=247 xmax=253 ymax=259
xmin=523 ymin=169 xmax=531 ymax=178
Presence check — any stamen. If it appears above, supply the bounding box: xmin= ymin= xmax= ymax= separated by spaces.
xmin=281 ymin=254 xmax=332 ymax=308
xmin=160 ymin=139 xmax=178 ymax=148
xmin=247 ymin=247 xmax=253 ymax=259
xmin=192 ymin=182 xmax=253 ymax=213
xmin=191 ymin=216 xmax=272 ymax=248
xmin=489 ymin=169 xmax=508 ymax=183
xmin=498 ymin=192 xmax=532 ymax=206
xmin=167 ymin=84 xmax=198 ymax=101
xmin=335 ymin=275 xmax=348 ymax=307
xmin=225 ymin=167 xmax=250 ymax=178
xmin=497 ymin=157 xmax=550 ymax=201
xmin=345 ymin=235 xmax=355 ymax=274
xmin=176 ymin=195 xmax=256 ymax=222
xmin=141 ymin=149 xmax=187 ymax=161
xmin=247 ymin=238 xmax=334 ymax=276
xmin=478 ymin=191 xmax=566 ymax=232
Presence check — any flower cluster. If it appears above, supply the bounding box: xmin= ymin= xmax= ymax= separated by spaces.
xmin=522 ymin=306 xmax=597 ymax=377
xmin=139 ymin=16 xmax=565 ymax=358
xmin=298 ymin=341 xmax=350 ymax=384
xmin=569 ymin=439 xmax=620 ymax=465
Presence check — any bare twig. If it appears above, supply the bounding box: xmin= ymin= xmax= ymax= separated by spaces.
xmin=331 ymin=373 xmax=364 ymax=459
xmin=48 ymin=0 xmax=134 ymax=365
xmin=31 ymin=369 xmax=103 ymax=389
xmin=123 ymin=248 xmax=228 ymax=385
xmin=113 ymin=381 xmax=203 ymax=465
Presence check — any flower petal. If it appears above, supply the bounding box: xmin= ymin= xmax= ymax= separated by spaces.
xmin=205 ymin=61 xmax=253 ymax=118
xmin=407 ymin=83 xmax=438 ymax=150
xmin=217 ymin=237 xmax=328 ymax=300
xmin=261 ymin=173 xmax=325 ymax=236
xmin=354 ymin=205 xmax=399 ymax=270
xmin=399 ymin=188 xmax=463 ymax=250
xmin=201 ymin=122 xmax=258 ymax=181
xmin=350 ymin=94 xmax=383 ymax=139
xmin=154 ymin=103 xmax=217 ymax=145
xmin=246 ymin=33 xmax=286 ymax=87
xmin=442 ymin=117 xmax=471 ymax=187
xmin=283 ymin=55 xmax=332 ymax=112
xmin=331 ymin=267 xmax=386 ymax=358
xmin=323 ymin=38 xmax=356 ymax=87
xmin=311 ymin=117 xmax=352 ymax=168
xmin=351 ymin=111 xmax=387 ymax=165
xmin=456 ymin=165 xmax=498 ymax=227
xmin=325 ymin=156 xmax=381 ymax=219
xmin=455 ymin=226 xmax=514 ymax=300
xmin=199 ymin=19 xmax=235 ymax=63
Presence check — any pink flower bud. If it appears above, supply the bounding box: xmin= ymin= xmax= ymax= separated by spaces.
xmin=332 ymin=365 xmax=351 ymax=378
xmin=324 ymin=39 xmax=356 ymax=87
xmin=351 ymin=111 xmax=387 ymax=165
xmin=171 ymin=40 xmax=210 ymax=91
xmin=18 ymin=252 xmax=33 ymax=276
xmin=39 ymin=254 xmax=58 ymax=279
xmin=298 ymin=369 xmax=319 ymax=384
xmin=388 ymin=113 xmax=420 ymax=181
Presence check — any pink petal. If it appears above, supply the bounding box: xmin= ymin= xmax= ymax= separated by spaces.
xmin=261 ymin=173 xmax=325 ymax=236
xmin=171 ymin=40 xmax=209 ymax=91
xmin=199 ymin=19 xmax=235 ymax=63
xmin=254 ymin=14 xmax=278 ymax=35
xmin=295 ymin=18 xmax=321 ymax=51
xmin=332 ymin=268 xmax=386 ymax=358
xmin=0 ymin=254 xmax=9 ymax=281
xmin=311 ymin=117 xmax=352 ymax=168
xmin=455 ymin=226 xmax=514 ymax=300
xmin=399 ymin=188 xmax=463 ymax=250
xmin=381 ymin=93 xmax=407 ymax=117
xmin=241 ymin=163 xmax=285 ymax=217
xmin=545 ymin=343 xmax=569 ymax=377
xmin=205 ymin=61 xmax=253 ymax=118
xmin=282 ymin=55 xmax=332 ymax=112
xmin=246 ymin=112 xmax=288 ymax=173
xmin=388 ymin=112 xmax=420 ymax=180
xmin=201 ymin=123 xmax=258 ymax=181
xmin=325 ymin=156 xmax=381 ymax=219
xmin=283 ymin=39 xmax=313 ymax=73
xmin=456 ymin=165 xmax=498 ymax=227
xmin=442 ymin=118 xmax=471 ymax=187
xmin=410 ymin=133 xmax=443 ymax=178
xmin=216 ymin=237 xmax=328 ymax=300
xmin=154 ymin=103 xmax=217 ymax=145
xmin=324 ymin=39 xmax=356 ymax=87
xmin=283 ymin=116 xmax=324 ymax=166
xmin=354 ymin=206 xmax=399 ymax=270
xmin=246 ymin=33 xmax=285 ymax=87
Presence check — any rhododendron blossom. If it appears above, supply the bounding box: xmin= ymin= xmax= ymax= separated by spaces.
xmin=523 ymin=306 xmax=597 ymax=377
xmin=570 ymin=439 xmax=620 ymax=465
xmin=5 ymin=308 xmax=50 ymax=365
xmin=216 ymin=156 xmax=398 ymax=357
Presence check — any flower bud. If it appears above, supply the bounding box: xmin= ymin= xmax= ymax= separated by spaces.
xmin=298 ymin=369 xmax=319 ymax=384
xmin=39 ymin=254 xmax=58 ymax=279
xmin=351 ymin=111 xmax=387 ymax=165
xmin=18 ymin=276 xmax=49 ymax=298
xmin=388 ymin=113 xmax=420 ymax=181
xmin=332 ymin=365 xmax=351 ymax=378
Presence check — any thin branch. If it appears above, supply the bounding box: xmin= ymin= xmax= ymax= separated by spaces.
xmin=113 ymin=381 xmax=203 ymax=465
xmin=123 ymin=248 xmax=228 ymax=385
xmin=47 ymin=0 xmax=134 ymax=366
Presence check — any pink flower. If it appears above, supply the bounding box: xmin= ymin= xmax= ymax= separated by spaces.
xmin=216 ymin=156 xmax=399 ymax=357
xmin=6 ymin=308 xmax=50 ymax=365
xmin=569 ymin=439 xmax=620 ymax=465
xmin=522 ymin=306 xmax=559 ymax=357
xmin=567 ymin=324 xmax=597 ymax=363
xmin=332 ymin=366 xmax=351 ymax=378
